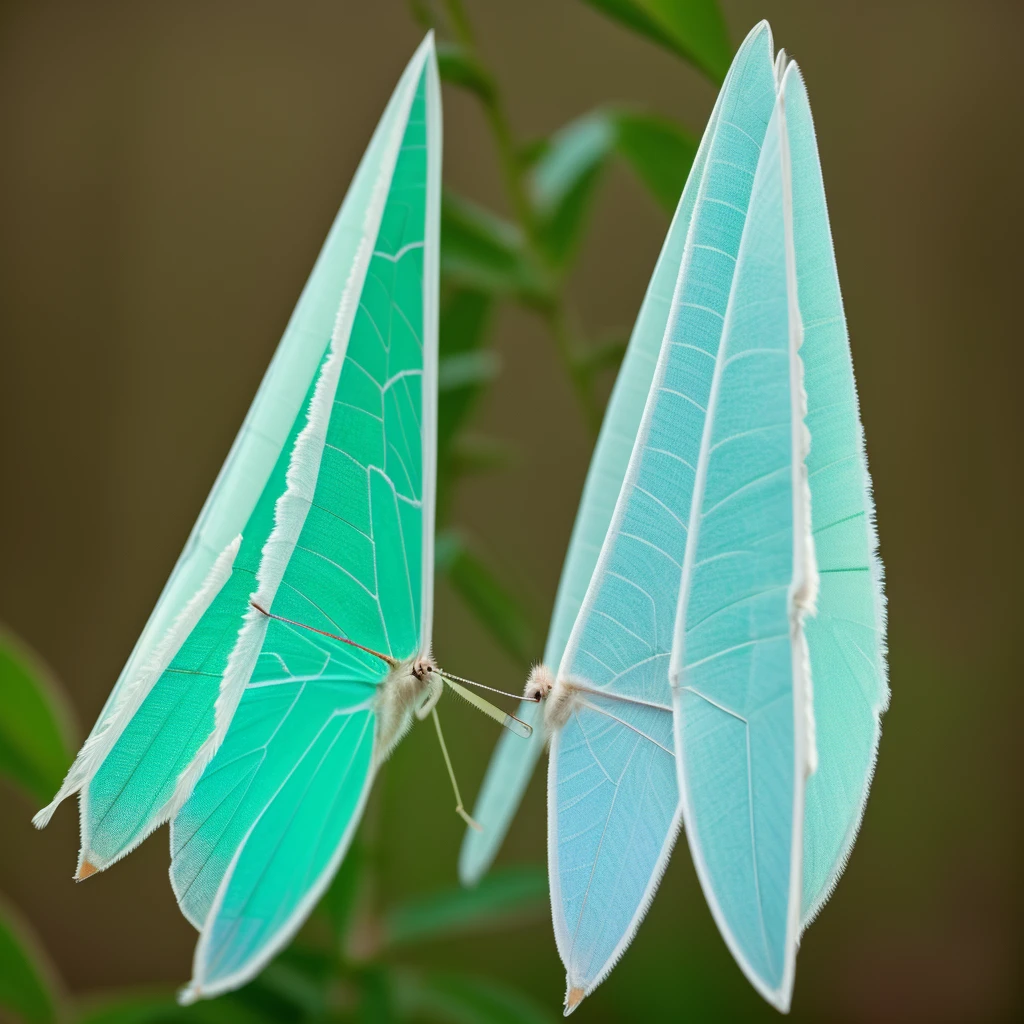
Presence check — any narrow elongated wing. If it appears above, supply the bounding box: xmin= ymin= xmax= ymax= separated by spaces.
xmin=457 ymin=19 xmax=771 ymax=890
xmin=170 ymin=40 xmax=441 ymax=1000
xmin=548 ymin=23 xmax=778 ymax=1009
xmin=31 ymin=36 xmax=436 ymax=882
xmin=780 ymin=65 xmax=887 ymax=925
xmin=670 ymin=87 xmax=814 ymax=1013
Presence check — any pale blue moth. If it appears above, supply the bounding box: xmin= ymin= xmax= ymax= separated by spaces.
xmin=34 ymin=36 xmax=532 ymax=1000
xmin=460 ymin=22 xmax=887 ymax=1014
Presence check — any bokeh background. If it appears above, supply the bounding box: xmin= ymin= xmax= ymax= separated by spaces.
xmin=1 ymin=1 xmax=1021 ymax=1021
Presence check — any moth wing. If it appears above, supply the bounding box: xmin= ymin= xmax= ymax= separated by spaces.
xmin=548 ymin=23 xmax=779 ymax=1006
xmin=780 ymin=64 xmax=887 ymax=926
xmin=671 ymin=87 xmax=812 ymax=1012
xmin=172 ymin=37 xmax=441 ymax=1000
xmin=32 ymin=31 xmax=431 ymax=879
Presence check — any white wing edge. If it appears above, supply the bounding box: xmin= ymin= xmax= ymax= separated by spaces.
xmin=418 ymin=35 xmax=441 ymax=656
xmin=163 ymin=36 xmax=433 ymax=827
xmin=547 ymin=721 xmax=684 ymax=1013
xmin=669 ymin=87 xmax=814 ymax=1014
xmin=780 ymin=61 xmax=888 ymax=932
xmin=31 ymin=535 xmax=242 ymax=841
xmin=180 ymin=709 xmax=377 ymax=1003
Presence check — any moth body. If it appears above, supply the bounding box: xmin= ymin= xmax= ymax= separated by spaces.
xmin=374 ymin=654 xmax=437 ymax=759
xmin=524 ymin=664 xmax=580 ymax=734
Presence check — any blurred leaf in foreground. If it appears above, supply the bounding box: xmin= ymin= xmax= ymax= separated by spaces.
xmin=384 ymin=867 xmax=547 ymax=948
xmin=0 ymin=626 xmax=75 ymax=805
xmin=530 ymin=108 xmax=697 ymax=265
xmin=397 ymin=971 xmax=557 ymax=1024
xmin=578 ymin=0 xmax=731 ymax=82
xmin=0 ymin=896 xmax=60 ymax=1024
xmin=441 ymin=193 xmax=546 ymax=302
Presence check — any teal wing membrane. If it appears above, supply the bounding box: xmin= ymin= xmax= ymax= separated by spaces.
xmin=781 ymin=66 xmax=888 ymax=927
xmin=172 ymin=42 xmax=441 ymax=1000
xmin=32 ymin=38 xmax=437 ymax=877
xmin=457 ymin=18 xmax=766 ymax=890
xmin=669 ymin=55 xmax=887 ymax=1012
xmin=34 ymin=33 xmax=440 ymax=995
xmin=670 ymin=90 xmax=811 ymax=1012
xmin=548 ymin=24 xmax=777 ymax=1007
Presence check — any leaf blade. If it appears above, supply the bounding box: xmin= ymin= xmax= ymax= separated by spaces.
xmin=0 ymin=627 xmax=75 ymax=806
xmin=0 ymin=896 xmax=60 ymax=1024
xmin=579 ymin=0 xmax=731 ymax=81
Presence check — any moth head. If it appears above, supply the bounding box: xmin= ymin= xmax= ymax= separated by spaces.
xmin=524 ymin=664 xmax=555 ymax=702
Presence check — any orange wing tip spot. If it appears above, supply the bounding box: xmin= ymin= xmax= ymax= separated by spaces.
xmin=564 ymin=987 xmax=586 ymax=1014
xmin=75 ymin=859 xmax=99 ymax=881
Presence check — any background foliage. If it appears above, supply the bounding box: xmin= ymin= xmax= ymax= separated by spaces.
xmin=1 ymin=1 xmax=1020 ymax=1022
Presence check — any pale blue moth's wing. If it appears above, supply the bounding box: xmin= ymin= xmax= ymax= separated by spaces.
xmin=548 ymin=24 xmax=778 ymax=1009
xmin=170 ymin=39 xmax=441 ymax=1001
xmin=30 ymin=36 xmax=433 ymax=879
xmin=457 ymin=18 xmax=770 ymax=891
xmin=780 ymin=64 xmax=887 ymax=925
xmin=669 ymin=86 xmax=814 ymax=1013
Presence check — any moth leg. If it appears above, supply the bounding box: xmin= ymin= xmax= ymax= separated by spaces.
xmin=431 ymin=707 xmax=482 ymax=832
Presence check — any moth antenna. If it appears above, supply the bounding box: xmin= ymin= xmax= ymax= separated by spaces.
xmin=439 ymin=669 xmax=540 ymax=703
xmin=431 ymin=707 xmax=482 ymax=832
xmin=250 ymin=601 xmax=398 ymax=668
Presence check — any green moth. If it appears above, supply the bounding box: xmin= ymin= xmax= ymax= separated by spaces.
xmin=33 ymin=35 xmax=527 ymax=1001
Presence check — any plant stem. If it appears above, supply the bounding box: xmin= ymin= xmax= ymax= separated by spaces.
xmin=441 ymin=0 xmax=603 ymax=436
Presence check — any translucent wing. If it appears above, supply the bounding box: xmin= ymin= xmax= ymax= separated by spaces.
xmin=457 ymin=19 xmax=767 ymax=890
xmin=780 ymin=64 xmax=887 ymax=925
xmin=170 ymin=39 xmax=441 ymax=1000
xmin=548 ymin=23 xmax=778 ymax=1007
xmin=31 ymin=35 xmax=434 ymax=877
xmin=670 ymin=88 xmax=813 ymax=1012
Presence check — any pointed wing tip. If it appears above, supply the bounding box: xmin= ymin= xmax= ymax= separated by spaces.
xmin=564 ymin=987 xmax=586 ymax=1015
xmin=75 ymin=859 xmax=100 ymax=881
xmin=177 ymin=984 xmax=201 ymax=1007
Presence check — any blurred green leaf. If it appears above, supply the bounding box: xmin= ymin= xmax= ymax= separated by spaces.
xmin=0 ymin=626 xmax=75 ymax=806
xmin=614 ymin=110 xmax=698 ymax=212
xmin=75 ymin=991 xmax=276 ymax=1024
xmin=449 ymin=435 xmax=518 ymax=477
xmin=434 ymin=533 xmax=535 ymax=665
xmin=530 ymin=108 xmax=696 ymax=265
xmin=383 ymin=867 xmax=547 ymax=948
xmin=441 ymin=193 xmax=546 ymax=301
xmin=0 ymin=896 xmax=59 ymax=1024
xmin=578 ymin=0 xmax=731 ymax=82
xmin=531 ymin=113 xmax=615 ymax=267
xmin=440 ymin=288 xmax=493 ymax=358
xmin=399 ymin=972 xmax=557 ymax=1024
xmin=355 ymin=966 xmax=394 ymax=1024
xmin=438 ymin=351 xmax=501 ymax=394
xmin=436 ymin=42 xmax=495 ymax=102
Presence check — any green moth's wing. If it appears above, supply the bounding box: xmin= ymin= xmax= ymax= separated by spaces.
xmin=31 ymin=31 xmax=432 ymax=881
xmin=457 ymin=21 xmax=761 ymax=889
xmin=780 ymin=64 xmax=887 ymax=925
xmin=173 ymin=38 xmax=441 ymax=1001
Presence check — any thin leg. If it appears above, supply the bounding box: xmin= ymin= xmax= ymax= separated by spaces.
xmin=431 ymin=707 xmax=482 ymax=832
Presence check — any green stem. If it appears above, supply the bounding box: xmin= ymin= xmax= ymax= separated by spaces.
xmin=441 ymin=0 xmax=602 ymax=436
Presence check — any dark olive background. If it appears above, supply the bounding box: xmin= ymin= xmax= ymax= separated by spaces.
xmin=1 ymin=1 xmax=1021 ymax=1021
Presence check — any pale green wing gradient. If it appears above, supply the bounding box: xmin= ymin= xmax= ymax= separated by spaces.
xmin=781 ymin=64 xmax=888 ymax=925
xmin=670 ymin=94 xmax=812 ymax=1013
xmin=548 ymin=24 xmax=777 ymax=1006
xmin=31 ymin=30 xmax=428 ymax=880
xmin=457 ymin=20 xmax=760 ymax=889
xmin=174 ymin=41 xmax=440 ymax=1001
